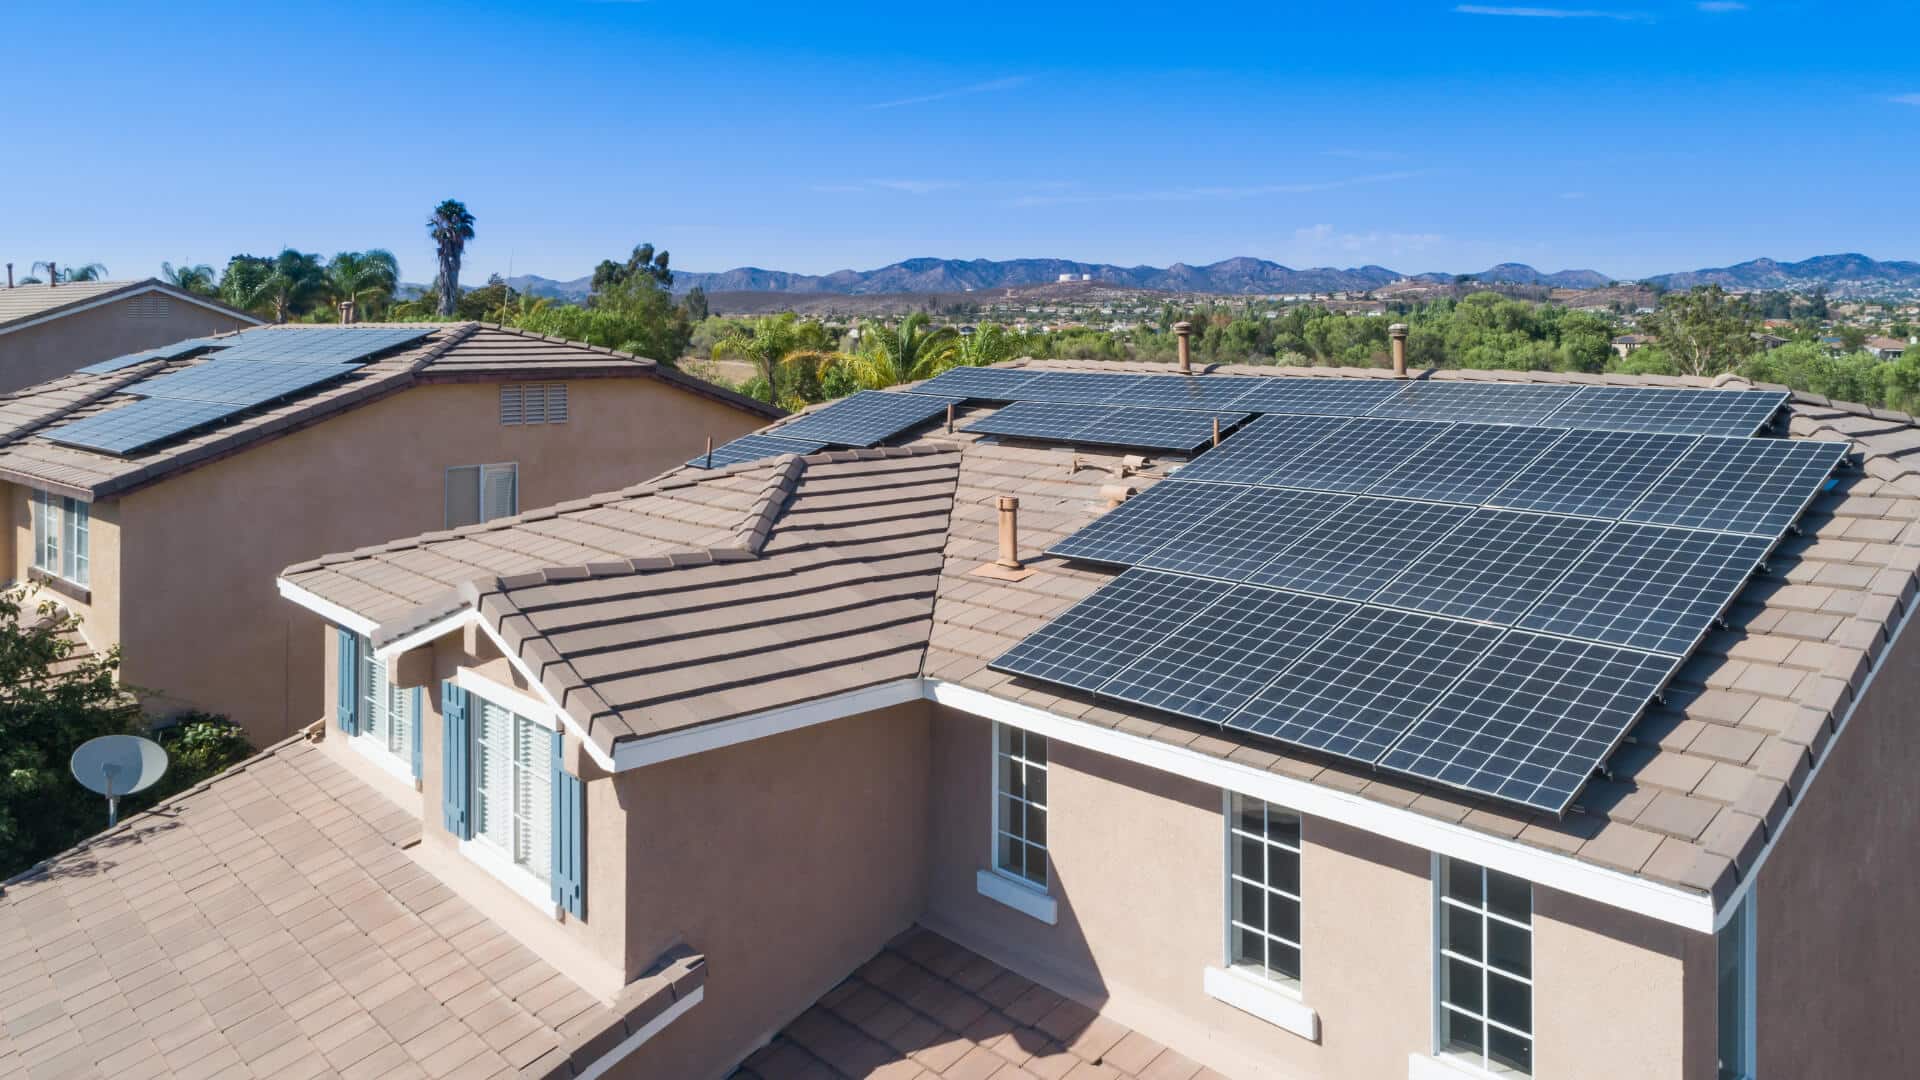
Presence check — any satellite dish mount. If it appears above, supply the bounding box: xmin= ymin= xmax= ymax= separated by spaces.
xmin=70 ymin=735 xmax=168 ymax=827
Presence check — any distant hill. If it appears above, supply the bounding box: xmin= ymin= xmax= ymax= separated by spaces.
xmin=1643 ymin=253 xmax=1920 ymax=293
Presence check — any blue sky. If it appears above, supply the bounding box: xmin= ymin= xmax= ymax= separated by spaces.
xmin=2 ymin=1 xmax=1916 ymax=284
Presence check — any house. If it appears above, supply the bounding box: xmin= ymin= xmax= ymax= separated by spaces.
xmin=0 ymin=323 xmax=777 ymax=746
xmin=7 ymin=359 xmax=1919 ymax=1080
xmin=0 ymin=278 xmax=261 ymax=393
xmin=1865 ymin=336 xmax=1908 ymax=361
xmin=1609 ymin=333 xmax=1651 ymax=358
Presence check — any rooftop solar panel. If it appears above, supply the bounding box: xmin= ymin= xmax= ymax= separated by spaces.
xmin=1013 ymin=371 xmax=1156 ymax=404
xmin=1377 ymin=631 xmax=1678 ymax=814
xmin=1518 ymin=522 xmax=1773 ymax=656
xmin=131 ymin=359 xmax=359 ymax=407
xmin=1546 ymin=385 xmax=1789 ymax=437
xmin=1049 ymin=479 xmax=1250 ymax=565
xmin=1098 ymin=587 xmax=1356 ymax=723
xmin=1486 ymin=429 xmax=1701 ymax=520
xmin=209 ymin=326 xmax=433 ymax=364
xmin=1225 ymin=378 xmax=1405 ymax=416
xmin=74 ymin=337 xmax=227 ymax=375
xmin=1367 ymin=382 xmax=1585 ymax=426
xmin=1225 ymin=607 xmax=1502 ymax=764
xmin=1373 ymin=510 xmax=1612 ymax=625
xmin=964 ymin=400 xmax=1113 ymax=442
xmin=41 ymin=397 xmax=240 ymax=455
xmin=912 ymin=366 xmax=1044 ymax=401
xmin=1137 ymin=487 xmax=1355 ymax=581
xmin=1367 ymin=424 xmax=1566 ymax=505
xmin=1259 ymin=417 xmax=1453 ymax=493
xmin=1625 ymin=436 xmax=1847 ymax=537
xmin=1171 ymin=414 xmax=1350 ymax=485
xmin=772 ymin=389 xmax=961 ymax=447
xmin=1101 ymin=376 xmax=1265 ymax=411
xmin=686 ymin=432 xmax=832 ymax=469
xmin=988 ymin=568 xmax=1233 ymax=693
xmin=1245 ymin=497 xmax=1473 ymax=600
xmin=1070 ymin=406 xmax=1251 ymax=452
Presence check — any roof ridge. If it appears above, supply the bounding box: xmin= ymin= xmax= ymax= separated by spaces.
xmin=473 ymin=322 xmax=659 ymax=369
xmin=404 ymin=321 xmax=484 ymax=372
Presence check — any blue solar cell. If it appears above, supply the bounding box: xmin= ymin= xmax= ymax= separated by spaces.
xmin=773 ymin=390 xmax=961 ymax=446
xmin=1009 ymin=372 xmax=1155 ymax=404
xmin=1373 ymin=510 xmax=1612 ymax=625
xmin=1049 ymin=480 xmax=1250 ymax=565
xmin=1367 ymin=424 xmax=1566 ymax=505
xmin=1137 ymin=487 xmax=1355 ymax=581
xmin=1070 ymin=406 xmax=1250 ymax=451
xmin=1547 ymin=386 xmax=1788 ymax=437
xmin=686 ymin=432 xmax=831 ymax=469
xmin=1487 ymin=429 xmax=1701 ymax=520
xmin=988 ymin=568 xmax=1234 ymax=693
xmin=912 ymin=366 xmax=1045 ymax=401
xmin=131 ymin=359 xmax=358 ymax=406
xmin=1100 ymin=376 xmax=1264 ymax=411
xmin=74 ymin=337 xmax=226 ymax=375
xmin=1258 ymin=418 xmax=1452 ymax=493
xmin=1366 ymin=382 xmax=1583 ymax=425
xmin=1226 ymin=378 xmax=1404 ymax=416
xmin=964 ymin=401 xmax=1112 ymax=441
xmin=1245 ymin=497 xmax=1472 ymax=600
xmin=1173 ymin=414 xmax=1351 ymax=485
xmin=208 ymin=326 xmax=432 ymax=363
xmin=42 ymin=398 xmax=240 ymax=455
xmin=1625 ymin=436 xmax=1848 ymax=536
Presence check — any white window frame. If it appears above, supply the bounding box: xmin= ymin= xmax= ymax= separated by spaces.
xmin=30 ymin=490 xmax=88 ymax=587
xmin=350 ymin=634 xmax=417 ymax=780
xmin=1204 ymin=790 xmax=1318 ymax=1042
xmin=1717 ymin=891 xmax=1757 ymax=1080
xmin=460 ymin=685 xmax=558 ymax=917
xmin=1431 ymin=855 xmax=1534 ymax=1078
xmin=444 ymin=461 xmax=518 ymax=528
xmin=978 ymin=721 xmax=1056 ymax=924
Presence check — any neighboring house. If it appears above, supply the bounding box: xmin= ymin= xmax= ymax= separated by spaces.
xmin=7 ymin=359 xmax=1920 ymax=1080
xmin=1864 ymin=336 xmax=1907 ymax=361
xmin=0 ymin=278 xmax=261 ymax=393
xmin=0 ymin=323 xmax=778 ymax=745
xmin=1609 ymin=333 xmax=1650 ymax=359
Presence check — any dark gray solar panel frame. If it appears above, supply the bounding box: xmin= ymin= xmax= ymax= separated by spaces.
xmin=1487 ymin=429 xmax=1702 ymax=520
xmin=988 ymin=568 xmax=1233 ymax=693
xmin=1245 ymin=497 xmax=1473 ymax=600
xmin=1049 ymin=480 xmax=1251 ymax=565
xmin=1373 ymin=510 xmax=1612 ymax=625
xmin=1366 ymin=382 xmax=1584 ymax=426
xmin=1257 ymin=417 xmax=1453 ymax=494
xmin=1546 ymin=385 xmax=1789 ymax=437
xmin=1137 ymin=488 xmax=1356 ymax=582
xmin=686 ymin=432 xmax=832 ymax=469
xmin=1625 ymin=436 xmax=1849 ymax=537
xmin=771 ymin=389 xmax=961 ymax=447
xmin=1366 ymin=424 xmax=1566 ymax=505
xmin=1171 ymin=414 xmax=1350 ymax=485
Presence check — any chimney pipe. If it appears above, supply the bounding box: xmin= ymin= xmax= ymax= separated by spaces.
xmin=338 ymin=300 xmax=355 ymax=324
xmin=946 ymin=402 xmax=955 ymax=434
xmin=1388 ymin=323 xmax=1409 ymax=378
xmin=1174 ymin=321 xmax=1193 ymax=374
xmin=704 ymin=435 xmax=714 ymax=469
xmin=5 ymin=263 xmax=11 ymax=289
xmin=995 ymin=496 xmax=1024 ymax=570
xmin=47 ymin=261 xmax=56 ymax=288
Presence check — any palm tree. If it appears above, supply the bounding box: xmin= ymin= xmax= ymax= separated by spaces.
xmin=29 ymin=261 xmax=108 ymax=283
xmin=161 ymin=262 xmax=217 ymax=296
xmin=428 ymin=200 xmax=476 ymax=317
xmin=226 ymin=250 xmax=324 ymax=323
xmin=711 ymin=314 xmax=843 ymax=404
xmin=324 ymin=250 xmax=400 ymax=320
xmin=839 ymin=313 xmax=960 ymax=389
xmin=950 ymin=322 xmax=1020 ymax=367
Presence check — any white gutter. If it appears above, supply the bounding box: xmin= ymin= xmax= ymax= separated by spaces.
xmin=609 ymin=678 xmax=926 ymax=770
xmin=575 ymin=985 xmax=703 ymax=1080
xmin=276 ymin=577 xmax=377 ymax=635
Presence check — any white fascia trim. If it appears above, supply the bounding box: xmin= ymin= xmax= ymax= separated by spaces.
xmin=1708 ymin=595 xmax=1918 ymax=931
xmin=610 ymin=678 xmax=925 ymax=770
xmin=975 ymin=869 xmax=1059 ymax=925
xmin=374 ymin=609 xmax=474 ymax=661
xmin=576 ymin=985 xmax=704 ymax=1080
xmin=929 ymin=679 xmax=1716 ymax=934
xmin=276 ymin=577 xmax=377 ymax=635
xmin=455 ymin=667 xmax=560 ymax=734
xmin=1203 ymin=966 xmax=1319 ymax=1043
xmin=0 ymin=282 xmax=261 ymax=337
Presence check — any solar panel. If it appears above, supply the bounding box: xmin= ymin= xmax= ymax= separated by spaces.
xmin=1225 ymin=378 xmax=1404 ymax=416
xmin=1172 ymin=414 xmax=1350 ymax=485
xmin=1518 ymin=523 xmax=1774 ymax=655
xmin=1258 ymin=417 xmax=1452 ymax=493
xmin=131 ymin=359 xmax=359 ymax=406
xmin=1012 ymin=371 xmax=1154 ymax=404
xmin=1245 ymin=497 xmax=1473 ymax=600
xmin=1225 ymin=607 xmax=1503 ymax=764
xmin=1098 ymin=587 xmax=1356 ymax=723
xmin=1487 ymin=429 xmax=1701 ymax=520
xmin=209 ymin=326 xmax=433 ymax=364
xmin=964 ymin=400 xmax=1113 ymax=442
xmin=1373 ymin=510 xmax=1612 ymax=625
xmin=1546 ymin=385 xmax=1789 ymax=437
xmin=1367 ymin=424 xmax=1566 ymax=505
xmin=913 ymin=366 xmax=1044 ymax=401
xmin=74 ymin=337 xmax=226 ymax=375
xmin=1049 ymin=480 xmax=1250 ymax=565
xmin=1101 ymin=376 xmax=1264 ymax=411
xmin=1071 ymin=406 xmax=1251 ymax=452
xmin=1625 ymin=436 xmax=1847 ymax=536
xmin=1377 ymin=630 xmax=1678 ymax=814
xmin=1138 ymin=487 xmax=1354 ymax=581
xmin=988 ymin=568 xmax=1233 ymax=693
xmin=41 ymin=397 xmax=240 ymax=455
xmin=772 ymin=389 xmax=961 ymax=447
xmin=1367 ymin=382 xmax=1585 ymax=426
xmin=686 ymin=432 xmax=831 ymax=469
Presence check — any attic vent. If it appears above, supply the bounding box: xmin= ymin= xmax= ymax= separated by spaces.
xmin=500 ymin=383 xmax=568 ymax=425
xmin=126 ymin=295 xmax=172 ymax=319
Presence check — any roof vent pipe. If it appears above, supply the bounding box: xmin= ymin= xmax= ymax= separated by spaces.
xmin=1389 ymin=323 xmax=1409 ymax=378
xmin=5 ymin=264 xmax=11 ymax=289
xmin=1174 ymin=321 xmax=1193 ymax=374
xmin=46 ymin=261 xmax=56 ymax=288
xmin=996 ymin=496 xmax=1024 ymax=570
xmin=338 ymin=300 xmax=355 ymax=324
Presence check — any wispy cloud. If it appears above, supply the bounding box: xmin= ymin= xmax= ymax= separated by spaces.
xmin=866 ymin=76 xmax=1029 ymax=110
xmin=1454 ymin=5 xmax=1648 ymax=19
xmin=1696 ymin=1 xmax=1745 ymax=10
xmin=1893 ymin=93 xmax=1920 ymax=106
xmin=1007 ymin=170 xmax=1428 ymax=208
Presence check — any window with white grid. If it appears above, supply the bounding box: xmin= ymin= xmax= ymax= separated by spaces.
xmin=1229 ymin=793 xmax=1302 ymax=986
xmin=1437 ymin=857 xmax=1533 ymax=1076
xmin=993 ymin=723 xmax=1048 ymax=889
xmin=357 ymin=637 xmax=415 ymax=769
xmin=474 ymin=699 xmax=552 ymax=883
xmin=31 ymin=490 xmax=89 ymax=586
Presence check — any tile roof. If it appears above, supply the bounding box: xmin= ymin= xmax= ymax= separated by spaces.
xmin=0 ymin=323 xmax=778 ymax=499
xmin=0 ymin=735 xmax=705 ymax=1080
xmin=0 ymin=280 xmax=257 ymax=330
xmin=733 ymin=926 xmax=1217 ymax=1080
xmin=285 ymin=358 xmax=1920 ymax=902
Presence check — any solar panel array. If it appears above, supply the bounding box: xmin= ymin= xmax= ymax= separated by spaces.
xmin=686 ymin=432 xmax=832 ymax=469
xmin=74 ymin=337 xmax=231 ymax=375
xmin=208 ymin=326 xmax=433 ymax=363
xmin=687 ymin=390 xmax=961 ymax=469
xmin=965 ymin=401 xmax=1250 ymax=451
xmin=996 ymin=396 xmax=1846 ymax=813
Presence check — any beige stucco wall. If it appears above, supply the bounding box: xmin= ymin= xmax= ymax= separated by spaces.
xmin=3 ymin=480 xmax=124 ymax=648
xmin=1754 ymin=610 xmax=1920 ymax=1077
xmin=115 ymin=375 xmax=762 ymax=743
xmin=0 ymin=292 xmax=253 ymax=394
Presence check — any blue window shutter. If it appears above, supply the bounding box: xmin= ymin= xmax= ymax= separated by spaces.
xmin=335 ymin=629 xmax=359 ymax=735
xmin=441 ymin=681 xmax=471 ymax=839
xmin=550 ymin=728 xmax=585 ymax=918
xmin=410 ymin=687 xmax=425 ymax=780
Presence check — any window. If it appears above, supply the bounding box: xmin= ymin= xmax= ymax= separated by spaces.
xmin=474 ymin=699 xmax=553 ymax=884
xmin=358 ymin=637 xmax=417 ymax=768
xmin=993 ymin=723 xmax=1048 ymax=889
xmin=1229 ymin=793 xmax=1302 ymax=986
xmin=31 ymin=490 xmax=89 ymax=586
xmin=500 ymin=383 xmax=568 ymax=425
xmin=1717 ymin=893 xmax=1756 ymax=1080
xmin=445 ymin=462 xmax=517 ymax=528
xmin=1436 ymin=858 xmax=1533 ymax=1075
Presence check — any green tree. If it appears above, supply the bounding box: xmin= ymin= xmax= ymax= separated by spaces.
xmin=682 ymin=284 xmax=710 ymax=323
xmin=1837 ymin=325 xmax=1869 ymax=352
xmin=951 ymin=323 xmax=1021 ymax=367
xmin=591 ymin=243 xmax=672 ymax=295
xmin=217 ymin=255 xmax=274 ymax=314
xmin=324 ymin=249 xmax=400 ymax=320
xmin=428 ymin=199 xmax=476 ymax=317
xmin=161 ymin=262 xmax=217 ymax=296
xmin=244 ymin=249 xmax=327 ymax=323
xmin=29 ymin=261 xmax=107 ymax=283
xmin=1640 ymin=285 xmax=1756 ymax=378
xmin=841 ymin=313 xmax=960 ymax=389
xmin=711 ymin=314 xmax=840 ymax=405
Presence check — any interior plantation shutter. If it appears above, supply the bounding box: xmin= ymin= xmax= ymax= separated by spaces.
xmin=411 ymin=687 xmax=425 ymax=780
xmin=550 ymin=728 xmax=585 ymax=918
xmin=441 ymin=681 xmax=472 ymax=839
xmin=481 ymin=464 xmax=517 ymax=522
xmin=335 ymin=629 xmax=359 ymax=735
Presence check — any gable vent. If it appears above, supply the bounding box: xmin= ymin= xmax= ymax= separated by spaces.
xmin=126 ymin=295 xmax=172 ymax=319
xmin=500 ymin=383 xmax=568 ymax=425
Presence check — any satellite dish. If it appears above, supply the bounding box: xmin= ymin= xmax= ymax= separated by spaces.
xmin=70 ymin=734 xmax=168 ymax=827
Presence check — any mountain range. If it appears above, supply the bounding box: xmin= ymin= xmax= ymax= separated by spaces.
xmin=486 ymin=252 xmax=1920 ymax=301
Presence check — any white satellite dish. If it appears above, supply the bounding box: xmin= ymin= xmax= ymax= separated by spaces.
xmin=70 ymin=734 xmax=168 ymax=827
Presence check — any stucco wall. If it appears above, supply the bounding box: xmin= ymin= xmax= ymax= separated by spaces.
xmin=0 ymin=293 xmax=253 ymax=393
xmin=1754 ymin=608 xmax=1920 ymax=1077
xmin=116 ymin=375 xmax=762 ymax=743
xmin=3 ymin=481 xmax=123 ymax=647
